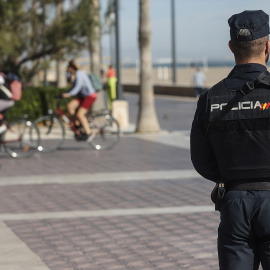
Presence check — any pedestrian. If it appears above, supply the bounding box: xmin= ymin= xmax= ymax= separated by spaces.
xmin=106 ymin=65 xmax=117 ymax=111
xmin=190 ymin=10 xmax=270 ymax=270
xmin=192 ymin=67 xmax=206 ymax=97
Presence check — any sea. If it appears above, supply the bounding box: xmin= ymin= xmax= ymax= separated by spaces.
xmin=153 ymin=60 xmax=235 ymax=68
xmin=122 ymin=60 xmax=270 ymax=68
xmin=122 ymin=60 xmax=236 ymax=68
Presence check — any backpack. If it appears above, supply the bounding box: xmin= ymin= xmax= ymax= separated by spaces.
xmin=88 ymin=74 xmax=103 ymax=92
xmin=6 ymin=73 xmax=22 ymax=101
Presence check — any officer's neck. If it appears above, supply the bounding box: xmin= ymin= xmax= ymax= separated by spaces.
xmin=235 ymin=56 xmax=267 ymax=66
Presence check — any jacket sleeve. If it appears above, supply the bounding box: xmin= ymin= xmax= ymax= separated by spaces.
xmin=67 ymin=71 xmax=83 ymax=96
xmin=190 ymin=92 xmax=220 ymax=182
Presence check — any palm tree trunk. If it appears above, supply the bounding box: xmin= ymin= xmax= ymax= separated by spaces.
xmin=56 ymin=60 xmax=66 ymax=87
xmin=70 ymin=0 xmax=75 ymax=11
xmin=136 ymin=0 xmax=160 ymax=133
xmin=89 ymin=38 xmax=100 ymax=76
xmin=90 ymin=0 xmax=105 ymax=111
xmin=89 ymin=0 xmax=101 ymax=75
xmin=56 ymin=0 xmax=67 ymax=88
xmin=31 ymin=0 xmax=40 ymax=86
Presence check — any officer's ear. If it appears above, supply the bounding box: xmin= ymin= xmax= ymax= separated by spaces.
xmin=266 ymin=39 xmax=270 ymax=55
xmin=228 ymin=41 xmax=234 ymax=53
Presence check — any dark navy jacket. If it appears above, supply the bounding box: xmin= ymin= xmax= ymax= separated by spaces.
xmin=190 ymin=63 xmax=270 ymax=183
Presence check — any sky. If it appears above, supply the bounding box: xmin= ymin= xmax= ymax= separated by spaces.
xmin=99 ymin=0 xmax=270 ymax=65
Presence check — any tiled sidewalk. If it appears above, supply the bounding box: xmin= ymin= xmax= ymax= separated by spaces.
xmin=0 ymin=137 xmax=193 ymax=177
xmin=0 ymin=95 xmax=235 ymax=269
xmin=7 ymin=212 xmax=219 ymax=270
xmin=0 ymin=133 xmax=223 ymax=270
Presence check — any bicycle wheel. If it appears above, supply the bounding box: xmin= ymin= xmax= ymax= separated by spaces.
xmin=35 ymin=115 xmax=65 ymax=152
xmin=3 ymin=119 xmax=40 ymax=158
xmin=88 ymin=113 xmax=120 ymax=150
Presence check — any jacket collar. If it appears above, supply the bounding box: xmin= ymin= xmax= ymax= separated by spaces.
xmin=228 ymin=63 xmax=267 ymax=77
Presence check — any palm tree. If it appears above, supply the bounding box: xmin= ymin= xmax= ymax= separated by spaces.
xmin=55 ymin=0 xmax=67 ymax=88
xmin=90 ymin=0 xmax=104 ymax=110
xmin=30 ymin=0 xmax=40 ymax=86
xmin=136 ymin=0 xmax=160 ymax=133
xmin=76 ymin=0 xmax=101 ymax=75
xmin=76 ymin=0 xmax=104 ymax=110
xmin=104 ymin=0 xmax=115 ymax=66
xmin=90 ymin=0 xmax=101 ymax=76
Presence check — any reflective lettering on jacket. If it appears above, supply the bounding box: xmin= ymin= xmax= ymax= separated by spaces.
xmin=210 ymin=101 xmax=265 ymax=111
xmin=209 ymin=94 xmax=270 ymax=120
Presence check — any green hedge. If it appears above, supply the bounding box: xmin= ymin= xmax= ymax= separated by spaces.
xmin=7 ymin=87 xmax=71 ymax=121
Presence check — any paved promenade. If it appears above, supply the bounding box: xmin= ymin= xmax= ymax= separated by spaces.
xmin=0 ymin=93 xmax=221 ymax=270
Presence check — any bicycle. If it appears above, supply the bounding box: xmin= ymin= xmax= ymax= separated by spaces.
xmin=0 ymin=115 xmax=40 ymax=158
xmin=34 ymin=95 xmax=120 ymax=152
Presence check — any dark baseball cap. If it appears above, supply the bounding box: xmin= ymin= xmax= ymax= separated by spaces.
xmin=228 ymin=10 xmax=270 ymax=41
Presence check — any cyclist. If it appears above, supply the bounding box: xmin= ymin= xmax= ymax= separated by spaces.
xmin=62 ymin=60 xmax=97 ymax=142
xmin=0 ymin=74 xmax=15 ymax=134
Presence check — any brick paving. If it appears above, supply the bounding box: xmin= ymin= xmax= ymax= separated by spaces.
xmin=0 ymin=94 xmax=263 ymax=269
xmin=0 ymin=178 xmax=212 ymax=215
xmin=0 ymin=137 xmax=192 ymax=177
xmin=7 ymin=212 xmax=219 ymax=270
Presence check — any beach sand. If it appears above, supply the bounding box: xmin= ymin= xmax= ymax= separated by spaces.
xmin=121 ymin=67 xmax=233 ymax=88
xmin=47 ymin=65 xmax=268 ymax=89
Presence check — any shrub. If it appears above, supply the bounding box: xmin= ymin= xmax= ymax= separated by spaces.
xmin=7 ymin=87 xmax=70 ymax=121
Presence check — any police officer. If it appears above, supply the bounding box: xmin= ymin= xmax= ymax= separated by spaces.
xmin=190 ymin=10 xmax=270 ymax=270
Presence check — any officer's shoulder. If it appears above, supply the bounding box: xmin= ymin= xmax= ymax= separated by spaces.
xmin=198 ymin=80 xmax=224 ymax=103
xmin=207 ymin=80 xmax=225 ymax=96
